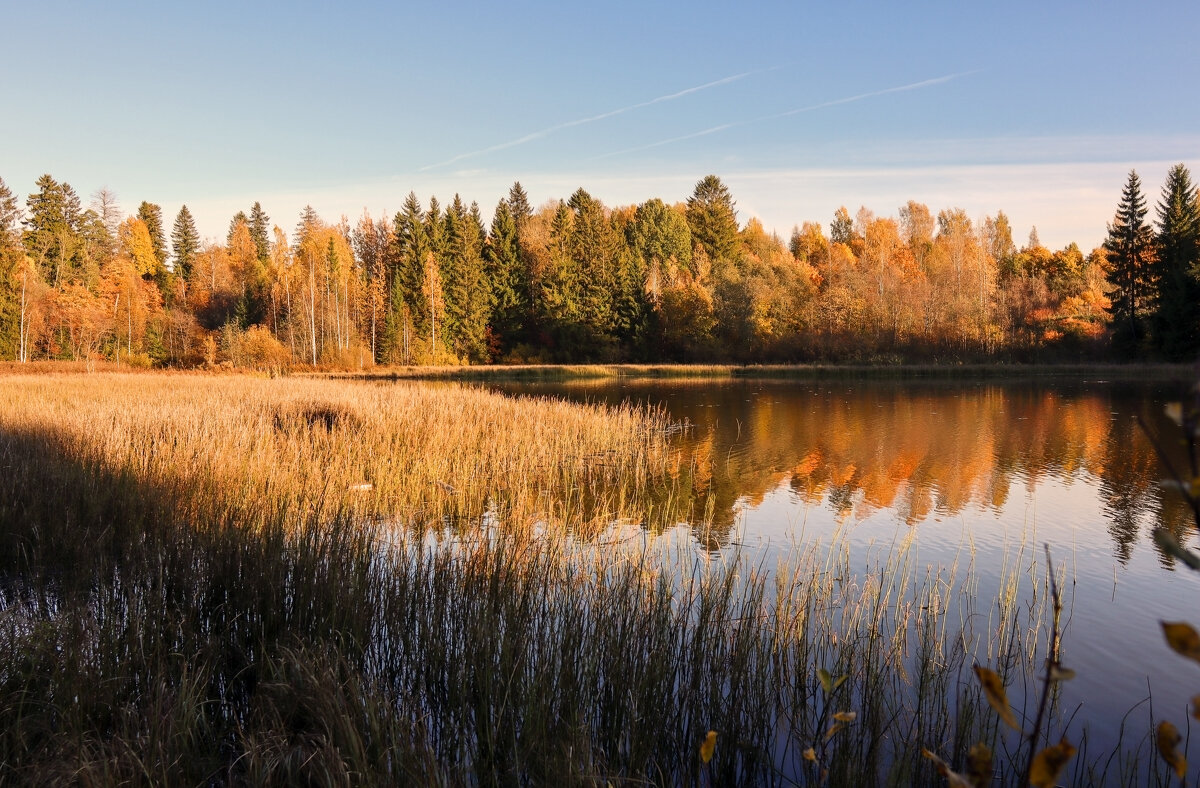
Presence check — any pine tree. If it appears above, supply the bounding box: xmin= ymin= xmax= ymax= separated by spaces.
xmin=249 ymin=202 xmax=271 ymax=263
xmin=1153 ymin=164 xmax=1200 ymax=358
xmin=1104 ymin=170 xmax=1155 ymax=348
xmin=171 ymin=206 xmax=200 ymax=281
xmin=137 ymin=201 xmax=168 ymax=270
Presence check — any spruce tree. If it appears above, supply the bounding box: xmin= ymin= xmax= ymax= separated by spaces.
xmin=249 ymin=202 xmax=271 ymax=263
xmin=137 ymin=201 xmax=168 ymax=269
xmin=171 ymin=206 xmax=200 ymax=281
xmin=441 ymin=195 xmax=490 ymax=361
xmin=1104 ymin=170 xmax=1155 ymax=349
xmin=686 ymin=175 xmax=739 ymax=266
xmin=1152 ymin=164 xmax=1200 ymax=358
xmin=23 ymin=174 xmax=82 ymax=286
xmin=507 ymin=181 xmax=532 ymax=228
xmin=484 ymin=199 xmax=526 ymax=349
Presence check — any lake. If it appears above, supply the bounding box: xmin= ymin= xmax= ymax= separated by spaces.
xmin=491 ymin=375 xmax=1200 ymax=765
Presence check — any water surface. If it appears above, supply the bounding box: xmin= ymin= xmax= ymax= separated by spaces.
xmin=492 ymin=376 xmax=1200 ymax=759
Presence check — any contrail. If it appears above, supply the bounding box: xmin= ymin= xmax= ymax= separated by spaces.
xmin=418 ymin=68 xmax=775 ymax=171
xmin=593 ymin=71 xmax=975 ymax=160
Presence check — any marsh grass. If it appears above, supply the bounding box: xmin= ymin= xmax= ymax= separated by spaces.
xmin=0 ymin=372 xmax=1152 ymax=785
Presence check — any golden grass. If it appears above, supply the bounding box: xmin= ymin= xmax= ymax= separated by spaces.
xmin=0 ymin=372 xmax=678 ymax=534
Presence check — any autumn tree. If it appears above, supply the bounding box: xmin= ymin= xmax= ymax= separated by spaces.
xmin=0 ymin=177 xmax=31 ymax=359
xmin=830 ymin=206 xmax=855 ymax=247
xmin=1104 ymin=170 xmax=1155 ymax=348
xmin=352 ymin=211 xmax=390 ymax=361
xmin=1152 ymin=164 xmax=1200 ymax=358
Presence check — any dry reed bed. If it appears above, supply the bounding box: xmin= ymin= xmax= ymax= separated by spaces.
xmin=0 ymin=373 xmax=676 ymax=534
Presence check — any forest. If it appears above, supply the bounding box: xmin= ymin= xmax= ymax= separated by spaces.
xmin=0 ymin=167 xmax=1195 ymax=368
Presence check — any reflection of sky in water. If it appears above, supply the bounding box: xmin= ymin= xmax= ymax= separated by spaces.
xmin=495 ymin=376 xmax=1200 ymax=759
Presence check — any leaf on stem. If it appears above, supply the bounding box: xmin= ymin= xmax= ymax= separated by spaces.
xmin=1156 ymin=720 xmax=1187 ymax=779
xmin=1029 ymin=737 xmax=1076 ymax=788
xmin=699 ymin=730 xmax=717 ymax=764
xmin=973 ymin=665 xmax=1019 ymax=731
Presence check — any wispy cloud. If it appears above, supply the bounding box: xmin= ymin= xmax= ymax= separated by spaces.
xmin=594 ymin=72 xmax=975 ymax=160
xmin=418 ymin=68 xmax=774 ymax=171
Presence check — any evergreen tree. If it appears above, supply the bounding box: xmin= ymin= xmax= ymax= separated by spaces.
xmin=249 ymin=202 xmax=271 ymax=263
xmin=171 ymin=206 xmax=200 ymax=281
xmin=484 ymin=199 xmax=527 ymax=350
xmin=507 ymin=181 xmax=532 ymax=228
xmin=686 ymin=175 xmax=739 ymax=266
xmin=567 ymin=188 xmax=619 ymax=342
xmin=23 ymin=174 xmax=83 ymax=286
xmin=1104 ymin=170 xmax=1155 ymax=348
xmin=441 ymin=195 xmax=490 ymax=361
xmin=137 ymin=201 xmax=168 ymax=269
xmin=1152 ymin=164 xmax=1200 ymax=358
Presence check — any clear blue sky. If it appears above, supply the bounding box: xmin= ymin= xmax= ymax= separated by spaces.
xmin=2 ymin=1 xmax=1197 ymax=250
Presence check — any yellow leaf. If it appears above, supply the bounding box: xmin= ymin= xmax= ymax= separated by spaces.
xmin=1029 ymin=737 xmax=1076 ymax=788
xmin=973 ymin=665 xmax=1019 ymax=731
xmin=920 ymin=748 xmax=974 ymax=788
xmin=699 ymin=730 xmax=717 ymax=764
xmin=824 ymin=722 xmax=845 ymax=741
xmin=1192 ymin=695 xmax=1200 ymax=721
xmin=1156 ymin=720 xmax=1187 ymax=779
xmin=1162 ymin=621 xmax=1200 ymax=664
xmin=802 ymin=747 xmax=817 ymax=762
xmin=817 ymin=667 xmax=832 ymax=694
xmin=1166 ymin=402 xmax=1184 ymax=426
xmin=832 ymin=710 xmax=857 ymax=723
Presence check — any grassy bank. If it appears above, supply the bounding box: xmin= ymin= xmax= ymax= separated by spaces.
xmin=0 ymin=374 xmax=1162 ymax=784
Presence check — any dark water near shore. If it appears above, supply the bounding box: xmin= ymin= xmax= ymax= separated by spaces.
xmin=492 ymin=376 xmax=1200 ymax=761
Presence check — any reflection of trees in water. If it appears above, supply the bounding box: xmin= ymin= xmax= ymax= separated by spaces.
xmin=499 ymin=379 xmax=1190 ymax=563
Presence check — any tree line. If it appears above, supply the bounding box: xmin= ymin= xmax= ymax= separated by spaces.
xmin=0 ymin=169 xmax=1196 ymax=368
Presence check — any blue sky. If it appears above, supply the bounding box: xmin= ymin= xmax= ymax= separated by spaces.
xmin=2 ymin=1 xmax=1197 ymax=250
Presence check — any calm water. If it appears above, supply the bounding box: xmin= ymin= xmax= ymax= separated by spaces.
xmin=492 ymin=376 xmax=1200 ymax=759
